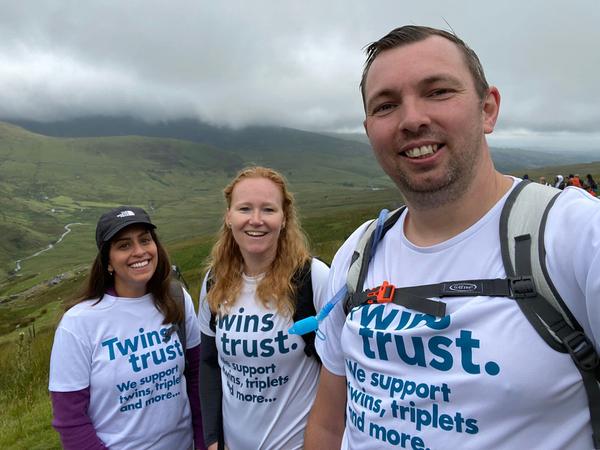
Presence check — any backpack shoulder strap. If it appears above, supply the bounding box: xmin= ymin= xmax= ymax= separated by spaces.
xmin=204 ymin=270 xmax=217 ymax=332
xmin=344 ymin=207 xmax=405 ymax=314
xmin=500 ymin=179 xmax=590 ymax=347
xmin=168 ymin=281 xmax=187 ymax=351
xmin=500 ymin=180 xmax=578 ymax=326
xmin=501 ymin=180 xmax=600 ymax=448
xmin=168 ymin=265 xmax=189 ymax=353
xmin=291 ymin=259 xmax=321 ymax=362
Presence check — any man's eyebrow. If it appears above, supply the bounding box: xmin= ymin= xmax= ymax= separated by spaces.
xmin=419 ymin=74 xmax=463 ymax=87
xmin=365 ymin=88 xmax=397 ymax=110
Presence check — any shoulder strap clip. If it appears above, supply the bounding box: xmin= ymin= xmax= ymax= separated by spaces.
xmin=508 ymin=276 xmax=536 ymax=298
xmin=563 ymin=330 xmax=600 ymax=372
xmin=366 ymin=281 xmax=395 ymax=304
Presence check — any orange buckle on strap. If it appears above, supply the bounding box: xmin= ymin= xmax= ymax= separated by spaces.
xmin=366 ymin=281 xmax=396 ymax=304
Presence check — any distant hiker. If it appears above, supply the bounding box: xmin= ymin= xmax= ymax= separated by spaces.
xmin=538 ymin=176 xmax=550 ymax=186
xmin=568 ymin=173 xmax=582 ymax=188
xmin=198 ymin=166 xmax=329 ymax=450
xmin=304 ymin=25 xmax=600 ymax=450
xmin=49 ymin=206 xmax=204 ymax=450
xmin=583 ymin=180 xmax=598 ymax=197
xmin=522 ymin=173 xmax=529 ymax=179
xmin=587 ymin=174 xmax=598 ymax=193
xmin=555 ymin=174 xmax=566 ymax=189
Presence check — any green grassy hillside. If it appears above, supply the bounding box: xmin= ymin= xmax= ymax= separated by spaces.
xmin=0 ymin=121 xmax=394 ymax=294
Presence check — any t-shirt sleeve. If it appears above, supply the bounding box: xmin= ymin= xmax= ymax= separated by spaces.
xmin=49 ymin=317 xmax=93 ymax=392
xmin=587 ymin=239 xmax=600 ymax=350
xmin=315 ymin=222 xmax=370 ymax=376
xmin=310 ymin=258 xmax=331 ymax=311
xmin=183 ymin=288 xmax=201 ymax=349
xmin=197 ymin=272 xmax=215 ymax=337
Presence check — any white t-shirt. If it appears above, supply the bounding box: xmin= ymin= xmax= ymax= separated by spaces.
xmin=317 ymin=184 xmax=600 ymax=450
xmin=198 ymin=258 xmax=329 ymax=450
xmin=49 ymin=288 xmax=201 ymax=450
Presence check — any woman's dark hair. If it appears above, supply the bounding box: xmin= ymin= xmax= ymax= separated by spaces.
xmin=66 ymin=227 xmax=183 ymax=324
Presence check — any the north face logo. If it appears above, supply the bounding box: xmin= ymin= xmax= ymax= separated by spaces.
xmin=116 ymin=210 xmax=135 ymax=218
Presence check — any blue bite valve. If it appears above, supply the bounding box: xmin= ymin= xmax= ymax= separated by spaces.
xmin=288 ymin=316 xmax=319 ymax=335
xmin=288 ymin=286 xmax=348 ymax=336
xmin=288 ymin=208 xmax=390 ymax=339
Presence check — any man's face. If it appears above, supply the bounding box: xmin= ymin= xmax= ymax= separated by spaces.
xmin=363 ymin=36 xmax=498 ymax=207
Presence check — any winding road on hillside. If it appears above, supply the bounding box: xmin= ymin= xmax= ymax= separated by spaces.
xmin=14 ymin=222 xmax=83 ymax=272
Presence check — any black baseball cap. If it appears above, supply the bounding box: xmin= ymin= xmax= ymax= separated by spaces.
xmin=95 ymin=206 xmax=156 ymax=249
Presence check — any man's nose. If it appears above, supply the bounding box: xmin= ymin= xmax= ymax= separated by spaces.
xmin=397 ymin=98 xmax=431 ymax=134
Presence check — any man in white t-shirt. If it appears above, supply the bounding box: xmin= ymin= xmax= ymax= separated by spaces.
xmin=304 ymin=25 xmax=600 ymax=450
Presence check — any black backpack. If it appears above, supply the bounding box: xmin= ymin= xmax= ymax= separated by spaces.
xmin=163 ymin=266 xmax=190 ymax=369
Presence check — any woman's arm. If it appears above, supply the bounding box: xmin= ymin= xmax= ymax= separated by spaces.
xmin=185 ymin=344 xmax=206 ymax=450
xmin=199 ymin=332 xmax=223 ymax=448
xmin=50 ymin=388 xmax=109 ymax=450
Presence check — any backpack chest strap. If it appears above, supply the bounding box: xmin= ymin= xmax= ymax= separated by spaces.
xmin=346 ymin=277 xmax=539 ymax=318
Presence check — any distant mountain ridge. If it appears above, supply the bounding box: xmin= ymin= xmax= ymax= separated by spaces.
xmin=8 ymin=116 xmax=599 ymax=173
xmin=8 ymin=116 xmax=370 ymax=157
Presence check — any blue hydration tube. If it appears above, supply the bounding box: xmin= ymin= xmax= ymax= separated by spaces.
xmin=288 ymin=208 xmax=389 ymax=338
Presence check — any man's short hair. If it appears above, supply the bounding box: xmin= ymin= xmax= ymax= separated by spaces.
xmin=360 ymin=25 xmax=489 ymax=106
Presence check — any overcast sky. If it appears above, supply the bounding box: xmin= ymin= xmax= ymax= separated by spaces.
xmin=1 ymin=0 xmax=599 ymax=149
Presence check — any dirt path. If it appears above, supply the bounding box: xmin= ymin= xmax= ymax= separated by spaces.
xmin=14 ymin=222 xmax=83 ymax=272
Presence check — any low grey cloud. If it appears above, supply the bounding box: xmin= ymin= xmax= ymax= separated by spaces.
xmin=0 ymin=0 xmax=598 ymax=141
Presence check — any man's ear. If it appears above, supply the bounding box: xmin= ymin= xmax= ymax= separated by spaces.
xmin=483 ymin=86 xmax=500 ymax=134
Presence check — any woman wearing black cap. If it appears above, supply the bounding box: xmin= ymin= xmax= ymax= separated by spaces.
xmin=49 ymin=206 xmax=204 ymax=450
